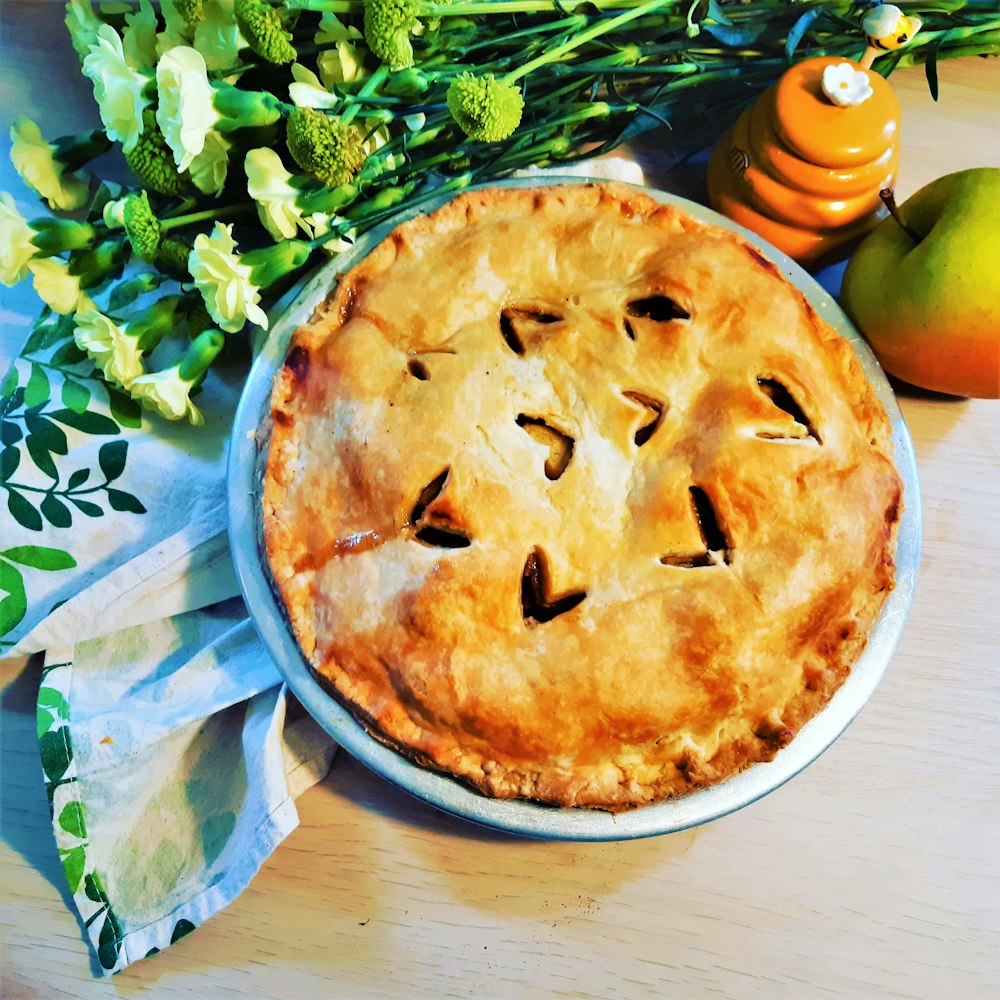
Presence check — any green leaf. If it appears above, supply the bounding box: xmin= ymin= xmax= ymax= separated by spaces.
xmin=0 ymin=561 xmax=28 ymax=637
xmin=59 ymin=800 xmax=87 ymax=839
xmin=1 ymin=365 xmax=17 ymax=398
xmin=785 ymin=8 xmax=820 ymax=61
xmin=1 ymin=445 xmax=19 ymax=482
xmin=1 ymin=420 xmax=23 ymax=445
xmin=925 ymin=46 xmax=940 ymax=102
xmin=97 ymin=910 xmax=122 ymax=970
xmin=0 ymin=546 xmax=77 ymax=571
xmin=37 ymin=706 xmax=55 ymax=740
xmin=67 ymin=468 xmax=90 ymax=489
xmin=107 ymin=488 xmax=146 ymax=514
xmin=24 ymin=364 xmax=51 ymax=408
xmin=108 ymin=388 xmax=142 ymax=430
xmin=69 ymin=496 xmax=103 ymax=517
xmin=49 ymin=340 xmax=88 ymax=368
xmin=61 ymin=844 xmax=86 ymax=894
xmin=25 ymin=413 xmax=68 ymax=455
xmin=7 ymin=490 xmax=43 ymax=531
xmin=84 ymin=870 xmax=109 ymax=903
xmin=23 ymin=320 xmax=73 ymax=355
xmin=98 ymin=440 xmax=127 ymax=483
xmin=41 ymin=493 xmax=73 ymax=528
xmin=25 ymin=434 xmax=58 ymax=480
xmin=61 ymin=379 xmax=92 ymax=414
xmin=49 ymin=408 xmax=120 ymax=436
xmin=38 ymin=686 xmax=71 ymax=717
xmin=39 ymin=727 xmax=73 ymax=782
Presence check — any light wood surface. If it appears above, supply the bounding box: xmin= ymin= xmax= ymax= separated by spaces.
xmin=2 ymin=10 xmax=999 ymax=996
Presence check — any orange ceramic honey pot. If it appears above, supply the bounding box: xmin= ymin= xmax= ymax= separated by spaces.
xmin=708 ymin=55 xmax=901 ymax=265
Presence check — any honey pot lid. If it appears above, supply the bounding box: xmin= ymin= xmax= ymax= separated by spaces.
xmin=773 ymin=56 xmax=900 ymax=169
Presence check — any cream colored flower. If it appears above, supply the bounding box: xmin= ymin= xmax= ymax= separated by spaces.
xmin=129 ymin=366 xmax=204 ymax=424
xmin=289 ymin=63 xmax=340 ymax=109
xmin=82 ymin=24 xmax=150 ymax=152
xmin=123 ymin=0 xmax=158 ymax=68
xmin=310 ymin=214 xmax=356 ymax=255
xmin=318 ymin=41 xmax=367 ymax=88
xmin=73 ymin=307 xmax=145 ymax=387
xmin=9 ymin=118 xmax=90 ymax=212
xmin=195 ymin=0 xmax=244 ymax=72
xmin=245 ymin=147 xmax=310 ymax=240
xmin=28 ymin=258 xmax=92 ymax=316
xmin=187 ymin=129 xmax=232 ymax=195
xmin=0 ymin=192 xmax=38 ymax=286
xmin=155 ymin=46 xmax=220 ymax=171
xmin=821 ymin=62 xmax=874 ymax=108
xmin=188 ymin=222 xmax=268 ymax=332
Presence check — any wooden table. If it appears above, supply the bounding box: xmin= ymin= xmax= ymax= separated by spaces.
xmin=2 ymin=14 xmax=999 ymax=996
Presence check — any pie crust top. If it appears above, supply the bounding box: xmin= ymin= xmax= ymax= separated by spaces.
xmin=262 ymin=182 xmax=902 ymax=810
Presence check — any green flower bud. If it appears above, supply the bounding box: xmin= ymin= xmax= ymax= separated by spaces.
xmin=363 ymin=0 xmax=419 ymax=69
xmin=213 ymin=83 xmax=284 ymax=131
xmin=124 ymin=111 xmax=186 ymax=196
xmin=286 ymin=108 xmax=367 ymax=188
xmin=128 ymin=295 xmax=187 ymax=352
xmin=157 ymin=236 xmax=192 ymax=275
xmin=68 ymin=237 xmax=129 ymax=289
xmin=178 ymin=328 xmax=225 ymax=382
xmin=362 ymin=182 xmax=415 ymax=216
xmin=29 ymin=217 xmax=96 ymax=254
xmin=446 ymin=73 xmax=524 ymax=143
xmin=297 ymin=182 xmax=360 ymax=217
xmin=382 ymin=67 xmax=431 ymax=97
xmin=123 ymin=190 xmax=162 ymax=262
xmin=235 ymin=0 xmax=297 ymax=65
xmin=241 ymin=239 xmax=312 ymax=289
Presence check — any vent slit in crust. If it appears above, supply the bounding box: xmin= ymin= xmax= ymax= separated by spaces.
xmin=621 ymin=391 xmax=665 ymax=446
xmin=520 ymin=547 xmax=586 ymax=625
xmin=756 ymin=377 xmax=820 ymax=443
xmin=626 ymin=294 xmax=690 ymax=323
xmin=516 ymin=415 xmax=574 ymax=480
xmin=660 ymin=486 xmax=732 ymax=568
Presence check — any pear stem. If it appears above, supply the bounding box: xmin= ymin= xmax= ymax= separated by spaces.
xmin=880 ymin=188 xmax=922 ymax=245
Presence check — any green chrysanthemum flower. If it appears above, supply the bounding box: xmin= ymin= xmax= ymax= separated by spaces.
xmin=235 ymin=0 xmax=297 ymax=65
xmin=447 ymin=73 xmax=524 ymax=143
xmin=122 ymin=190 xmax=161 ymax=262
xmin=286 ymin=108 xmax=367 ymax=188
xmin=363 ymin=0 xmax=419 ymax=69
xmin=124 ymin=111 xmax=186 ymax=196
xmin=175 ymin=0 xmax=205 ymax=23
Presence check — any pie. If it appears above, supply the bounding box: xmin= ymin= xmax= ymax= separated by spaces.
xmin=262 ymin=182 xmax=903 ymax=811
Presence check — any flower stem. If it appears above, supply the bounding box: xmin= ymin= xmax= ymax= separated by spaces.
xmin=160 ymin=204 xmax=256 ymax=232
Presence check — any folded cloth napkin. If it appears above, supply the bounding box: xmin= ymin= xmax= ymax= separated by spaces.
xmin=1 ymin=156 xmax=644 ymax=975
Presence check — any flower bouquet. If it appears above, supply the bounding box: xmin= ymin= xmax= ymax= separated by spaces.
xmin=2 ymin=0 xmax=997 ymax=426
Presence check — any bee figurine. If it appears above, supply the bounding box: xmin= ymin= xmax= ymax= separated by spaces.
xmin=862 ymin=3 xmax=923 ymax=51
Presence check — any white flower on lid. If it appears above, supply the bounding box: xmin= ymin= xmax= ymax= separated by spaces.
xmin=821 ymin=62 xmax=874 ymax=107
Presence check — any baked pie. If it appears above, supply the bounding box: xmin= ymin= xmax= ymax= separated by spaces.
xmin=262 ymin=182 xmax=902 ymax=811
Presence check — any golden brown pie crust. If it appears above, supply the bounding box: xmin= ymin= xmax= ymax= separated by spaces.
xmin=262 ymin=182 xmax=902 ymax=810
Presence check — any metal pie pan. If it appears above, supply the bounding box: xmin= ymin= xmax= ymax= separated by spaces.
xmin=228 ymin=177 xmax=921 ymax=841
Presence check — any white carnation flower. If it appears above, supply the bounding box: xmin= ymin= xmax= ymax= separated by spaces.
xmin=318 ymin=40 xmax=367 ymax=87
xmin=245 ymin=148 xmax=310 ymax=240
xmin=28 ymin=258 xmax=92 ymax=316
xmin=129 ymin=366 xmax=204 ymax=424
xmin=187 ymin=129 xmax=232 ymax=195
xmin=194 ymin=0 xmax=244 ymax=71
xmin=289 ymin=63 xmax=340 ymax=109
xmin=189 ymin=222 xmax=268 ymax=332
xmin=65 ymin=0 xmax=104 ymax=61
xmin=73 ymin=307 xmax=145 ymax=387
xmin=0 ymin=192 xmax=38 ymax=286
xmin=82 ymin=24 xmax=150 ymax=152
xmin=9 ymin=118 xmax=90 ymax=212
xmin=155 ymin=46 xmax=220 ymax=172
